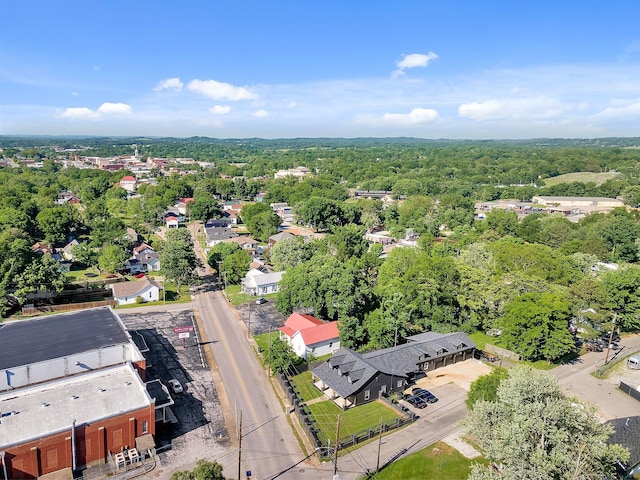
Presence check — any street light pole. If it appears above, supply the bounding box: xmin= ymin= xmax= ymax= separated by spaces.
xmin=604 ymin=314 xmax=618 ymax=364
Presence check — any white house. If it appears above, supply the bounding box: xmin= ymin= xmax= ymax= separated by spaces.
xmin=279 ymin=312 xmax=340 ymax=359
xmin=241 ymin=269 xmax=284 ymax=296
xmin=166 ymin=214 xmax=179 ymax=229
xmin=119 ymin=175 xmax=137 ymax=192
xmin=110 ymin=277 xmax=160 ymax=305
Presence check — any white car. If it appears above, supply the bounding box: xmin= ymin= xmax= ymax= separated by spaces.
xmin=168 ymin=379 xmax=183 ymax=394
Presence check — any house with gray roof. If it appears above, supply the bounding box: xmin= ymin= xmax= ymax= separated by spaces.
xmin=311 ymin=331 xmax=475 ymax=409
xmin=241 ymin=269 xmax=285 ymax=296
xmin=205 ymin=225 xmax=238 ymax=246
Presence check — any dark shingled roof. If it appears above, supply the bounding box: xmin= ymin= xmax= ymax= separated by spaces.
xmin=0 ymin=307 xmax=129 ymax=370
xmin=312 ymin=332 xmax=476 ymax=399
xmin=312 ymin=348 xmax=380 ymax=398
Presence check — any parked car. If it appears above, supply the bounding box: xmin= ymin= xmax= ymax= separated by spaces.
xmin=168 ymin=379 xmax=183 ymax=394
xmin=255 ymin=297 xmax=267 ymax=305
xmin=412 ymin=387 xmax=438 ymax=403
xmin=134 ymin=272 xmax=146 ymax=278
xmin=406 ymin=395 xmax=427 ymax=409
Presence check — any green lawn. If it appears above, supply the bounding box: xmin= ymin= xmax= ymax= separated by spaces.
xmin=226 ymin=285 xmax=253 ymax=305
xmin=541 ymin=171 xmax=620 ymax=187
xmin=307 ymin=400 xmax=400 ymax=444
xmin=369 ymin=441 xmax=489 ymax=480
xmin=290 ymin=371 xmax=323 ymax=402
xmin=254 ymin=331 xmax=280 ymax=356
xmin=468 ymin=331 xmax=496 ymax=351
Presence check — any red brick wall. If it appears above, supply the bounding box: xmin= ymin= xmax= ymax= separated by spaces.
xmin=1 ymin=405 xmax=155 ymax=479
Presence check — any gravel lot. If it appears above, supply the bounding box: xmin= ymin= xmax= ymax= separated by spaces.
xmin=119 ymin=310 xmax=229 ymax=476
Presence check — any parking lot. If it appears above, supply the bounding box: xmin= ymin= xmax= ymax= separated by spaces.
xmin=235 ymin=298 xmax=287 ymax=336
xmin=119 ymin=310 xmax=228 ymax=475
xmin=397 ymin=359 xmax=492 ymax=415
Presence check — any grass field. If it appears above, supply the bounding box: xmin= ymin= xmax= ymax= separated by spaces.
xmin=290 ymin=371 xmax=323 ymax=402
xmin=254 ymin=331 xmax=279 ymax=356
xmin=371 ymin=441 xmax=489 ymax=480
xmin=468 ymin=331 xmax=496 ymax=351
xmin=225 ymin=285 xmax=253 ymax=305
xmin=542 ymin=171 xmax=620 ymax=187
xmin=307 ymin=399 xmax=400 ymax=444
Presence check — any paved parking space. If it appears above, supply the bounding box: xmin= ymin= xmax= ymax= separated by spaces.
xmin=235 ymin=299 xmax=286 ymax=336
xmin=119 ymin=310 xmax=228 ymax=474
xmin=400 ymin=383 xmax=468 ymax=417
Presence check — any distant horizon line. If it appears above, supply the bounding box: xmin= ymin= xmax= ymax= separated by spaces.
xmin=1 ymin=134 xmax=640 ymax=142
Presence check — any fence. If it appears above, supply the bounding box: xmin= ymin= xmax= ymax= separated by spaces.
xmin=619 ymin=381 xmax=640 ymax=402
xmin=485 ymin=343 xmax=520 ymax=361
xmin=277 ymin=370 xmax=417 ymax=459
xmin=22 ymin=299 xmax=117 ymax=315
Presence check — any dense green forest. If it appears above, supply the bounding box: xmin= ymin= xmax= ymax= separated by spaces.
xmin=2 ymin=136 xmax=640 ymax=362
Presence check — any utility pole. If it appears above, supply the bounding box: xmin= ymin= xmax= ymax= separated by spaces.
xmin=237 ymin=410 xmax=242 ymax=480
xmin=604 ymin=314 xmax=618 ymax=364
xmin=333 ymin=414 xmax=341 ymax=477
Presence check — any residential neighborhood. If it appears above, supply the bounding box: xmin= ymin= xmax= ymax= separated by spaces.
xmin=2 ymin=136 xmax=640 ymax=480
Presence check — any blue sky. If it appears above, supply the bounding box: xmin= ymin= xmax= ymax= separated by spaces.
xmin=2 ymin=1 xmax=640 ymax=139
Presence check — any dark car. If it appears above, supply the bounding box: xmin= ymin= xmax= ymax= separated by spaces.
xmin=412 ymin=387 xmax=438 ymax=403
xmin=406 ymin=395 xmax=427 ymax=409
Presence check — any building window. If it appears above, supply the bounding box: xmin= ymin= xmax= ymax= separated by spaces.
xmin=141 ymin=420 xmax=149 ymax=434
xmin=364 ymin=390 xmax=370 ymax=401
xmin=397 ymin=379 xmax=403 ymax=388
xmin=329 ymin=342 xmax=333 ymax=348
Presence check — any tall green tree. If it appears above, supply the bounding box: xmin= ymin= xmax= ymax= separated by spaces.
xmin=189 ymin=196 xmax=222 ymax=221
xmin=464 ymin=366 xmax=628 ymax=480
xmin=241 ymin=202 xmax=281 ymax=241
xmin=602 ymin=265 xmax=640 ymax=330
xmin=269 ymin=236 xmax=315 ymax=271
xmin=499 ymin=291 xmax=574 ymax=361
xmin=206 ymin=242 xmax=240 ymax=270
xmin=14 ymin=254 xmax=66 ymax=304
xmin=36 ymin=205 xmax=80 ymax=244
xmin=98 ymin=244 xmax=128 ymax=273
xmin=160 ymin=228 xmax=202 ymax=291
xmin=326 ymin=224 xmax=368 ymax=261
xmin=220 ymin=249 xmax=251 ymax=285
xmin=296 ymin=196 xmax=343 ymax=231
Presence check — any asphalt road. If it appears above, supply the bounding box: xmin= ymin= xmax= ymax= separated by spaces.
xmin=551 ymin=333 xmax=640 ymax=420
xmin=187 ymin=222 xmax=315 ymax=479
xmin=193 ymin=288 xmax=309 ymax=479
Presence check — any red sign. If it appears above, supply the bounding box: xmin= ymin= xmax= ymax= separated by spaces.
xmin=173 ymin=326 xmax=195 ymax=334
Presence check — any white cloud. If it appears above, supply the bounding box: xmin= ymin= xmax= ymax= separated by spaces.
xmin=393 ymin=52 xmax=439 ymax=78
xmin=592 ymin=99 xmax=640 ymax=120
xmin=252 ymin=109 xmax=269 ymax=118
xmin=382 ymin=108 xmax=440 ymax=125
xmin=58 ymin=102 xmax=132 ymax=120
xmin=59 ymin=107 xmax=100 ymax=120
xmin=209 ymin=105 xmax=231 ymax=115
xmin=97 ymin=102 xmax=133 ymax=114
xmin=458 ymin=97 xmax=570 ymax=121
xmin=188 ymin=79 xmax=258 ymax=101
xmin=153 ymin=77 xmax=184 ymax=92
xmin=71 ymin=91 xmax=78 ymax=96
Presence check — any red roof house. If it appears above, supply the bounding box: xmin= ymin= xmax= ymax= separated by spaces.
xmin=279 ymin=313 xmax=340 ymax=359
